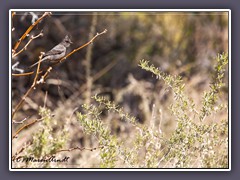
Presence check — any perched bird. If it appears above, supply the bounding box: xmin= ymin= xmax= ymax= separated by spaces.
xmin=29 ymin=35 xmax=73 ymax=68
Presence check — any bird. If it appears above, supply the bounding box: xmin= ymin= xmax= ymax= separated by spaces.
xmin=29 ymin=35 xmax=73 ymax=68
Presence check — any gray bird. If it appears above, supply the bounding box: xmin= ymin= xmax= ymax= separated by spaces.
xmin=29 ymin=35 xmax=73 ymax=68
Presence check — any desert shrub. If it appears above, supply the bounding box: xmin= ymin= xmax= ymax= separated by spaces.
xmin=76 ymin=53 xmax=228 ymax=168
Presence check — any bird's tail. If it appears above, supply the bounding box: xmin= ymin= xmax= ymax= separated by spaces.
xmin=28 ymin=57 xmax=47 ymax=69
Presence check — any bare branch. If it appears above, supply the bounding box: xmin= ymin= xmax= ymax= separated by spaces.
xmin=13 ymin=12 xmax=51 ymax=52
xmin=12 ymin=116 xmax=29 ymax=124
xmin=12 ymin=118 xmax=44 ymax=139
xmin=13 ymin=31 xmax=43 ymax=58
xmin=12 ymin=71 xmax=35 ymax=77
xmin=58 ymin=29 xmax=107 ymax=64
xmin=12 ymin=62 xmax=24 ymax=73
xmin=12 ymin=54 xmax=44 ymax=119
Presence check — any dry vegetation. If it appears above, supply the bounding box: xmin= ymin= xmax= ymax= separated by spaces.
xmin=11 ymin=11 xmax=229 ymax=169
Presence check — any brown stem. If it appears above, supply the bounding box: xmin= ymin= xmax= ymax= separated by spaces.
xmin=12 ymin=12 xmax=16 ymax=18
xmin=85 ymin=13 xmax=97 ymax=105
xmin=12 ymin=86 xmax=34 ymax=118
xmin=12 ymin=54 xmax=45 ymax=119
xmin=12 ymin=119 xmax=43 ymax=139
xmin=13 ymin=31 xmax=43 ymax=58
xmin=12 ymin=71 xmax=35 ymax=77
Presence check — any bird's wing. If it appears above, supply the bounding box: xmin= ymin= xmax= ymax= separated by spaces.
xmin=44 ymin=44 xmax=65 ymax=56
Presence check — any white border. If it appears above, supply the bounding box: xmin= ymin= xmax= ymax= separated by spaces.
xmin=228 ymin=9 xmax=231 ymax=171
xmin=9 ymin=9 xmax=231 ymax=171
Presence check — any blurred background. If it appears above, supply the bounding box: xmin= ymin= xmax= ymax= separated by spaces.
xmin=12 ymin=11 xmax=229 ymax=167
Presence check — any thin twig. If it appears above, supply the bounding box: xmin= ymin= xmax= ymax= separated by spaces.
xmin=12 ymin=86 xmax=34 ymax=118
xmin=69 ymin=107 xmax=79 ymax=122
xmin=36 ymin=67 xmax=52 ymax=84
xmin=12 ymin=62 xmax=24 ymax=73
xmin=12 ymin=11 xmax=16 ymax=18
xmin=12 ymin=12 xmax=16 ymax=31
xmin=34 ymin=53 xmax=44 ymax=84
xmin=12 ymin=116 xmax=29 ymax=124
xmin=12 ymin=71 xmax=35 ymax=77
xmin=12 ymin=70 xmax=44 ymax=77
xmin=61 ymin=59 xmax=118 ymax=107
xmin=55 ymin=146 xmax=104 ymax=154
xmin=13 ymin=12 xmax=51 ymax=52
xmin=13 ymin=31 xmax=43 ymax=58
xmin=150 ymin=104 xmax=156 ymax=129
xmin=12 ymin=118 xmax=44 ymax=139
xmin=12 ymin=54 xmax=44 ymax=119
xmin=158 ymin=108 xmax=163 ymax=134
xmin=12 ymin=141 xmax=33 ymax=160
xmin=58 ymin=29 xmax=107 ymax=64
xmin=93 ymin=59 xmax=118 ymax=82
xmin=44 ymin=91 xmax=48 ymax=108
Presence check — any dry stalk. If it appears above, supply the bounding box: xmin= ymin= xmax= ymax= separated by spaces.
xmin=85 ymin=13 xmax=97 ymax=105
